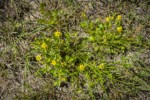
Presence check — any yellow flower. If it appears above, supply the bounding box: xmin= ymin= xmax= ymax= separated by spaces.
xmin=36 ymin=55 xmax=42 ymax=61
xmin=117 ymin=26 xmax=123 ymax=33
xmin=41 ymin=42 xmax=47 ymax=49
xmin=51 ymin=60 xmax=56 ymax=66
xmin=105 ymin=16 xmax=111 ymax=22
xmin=98 ymin=63 xmax=105 ymax=69
xmin=117 ymin=15 xmax=122 ymax=20
xmin=79 ymin=64 xmax=85 ymax=71
xmin=54 ymin=31 xmax=61 ymax=37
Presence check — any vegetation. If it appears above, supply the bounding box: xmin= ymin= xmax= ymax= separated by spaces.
xmin=0 ymin=0 xmax=149 ymax=99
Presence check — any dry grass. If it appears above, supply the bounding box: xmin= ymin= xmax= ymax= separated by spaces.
xmin=0 ymin=0 xmax=149 ymax=99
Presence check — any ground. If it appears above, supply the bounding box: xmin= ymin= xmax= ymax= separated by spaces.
xmin=0 ymin=0 xmax=150 ymax=99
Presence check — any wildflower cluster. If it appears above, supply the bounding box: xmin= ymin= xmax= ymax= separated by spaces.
xmin=31 ymin=10 xmax=143 ymax=98
xmin=32 ymin=14 xmax=128 ymax=88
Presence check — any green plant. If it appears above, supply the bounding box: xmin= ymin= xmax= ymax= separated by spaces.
xmin=0 ymin=0 xmax=149 ymax=99
xmin=30 ymin=4 xmax=150 ymax=99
